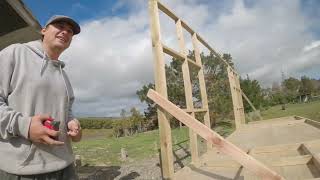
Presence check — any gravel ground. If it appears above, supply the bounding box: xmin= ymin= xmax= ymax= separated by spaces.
xmin=78 ymin=148 xmax=192 ymax=180
xmin=78 ymin=156 xmax=162 ymax=180
xmin=114 ymin=157 xmax=162 ymax=180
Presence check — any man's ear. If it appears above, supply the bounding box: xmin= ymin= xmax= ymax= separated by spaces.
xmin=41 ymin=28 xmax=46 ymax=36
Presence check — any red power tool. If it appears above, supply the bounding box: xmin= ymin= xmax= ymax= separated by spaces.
xmin=43 ymin=117 xmax=60 ymax=131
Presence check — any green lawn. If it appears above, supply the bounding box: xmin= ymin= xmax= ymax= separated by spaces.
xmin=261 ymin=101 xmax=320 ymax=121
xmin=73 ymin=127 xmax=190 ymax=166
xmin=80 ymin=129 xmax=114 ymax=140
xmin=74 ymin=101 xmax=320 ymax=166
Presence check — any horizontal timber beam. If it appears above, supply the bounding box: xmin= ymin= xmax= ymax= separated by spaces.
xmin=267 ymin=155 xmax=312 ymax=167
xmin=183 ymin=108 xmax=208 ymax=113
xmin=157 ymin=1 xmax=195 ymax=35
xmin=205 ymin=155 xmax=312 ymax=167
xmin=162 ymin=45 xmax=201 ymax=69
xmin=157 ymin=1 xmax=178 ymax=21
xmin=251 ymin=143 xmax=300 ymax=154
xmin=300 ymin=144 xmax=320 ymax=170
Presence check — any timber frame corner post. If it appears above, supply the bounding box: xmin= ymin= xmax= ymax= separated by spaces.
xmin=227 ymin=66 xmax=262 ymax=128
xmin=148 ymin=0 xmax=174 ymax=179
xmin=227 ymin=66 xmax=246 ymax=128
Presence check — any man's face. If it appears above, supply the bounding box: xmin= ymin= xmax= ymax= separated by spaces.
xmin=41 ymin=21 xmax=74 ymax=51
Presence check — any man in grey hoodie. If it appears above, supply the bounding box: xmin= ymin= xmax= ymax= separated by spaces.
xmin=0 ymin=15 xmax=82 ymax=179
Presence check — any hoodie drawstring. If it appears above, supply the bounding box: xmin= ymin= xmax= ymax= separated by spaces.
xmin=59 ymin=65 xmax=70 ymax=107
xmin=40 ymin=51 xmax=48 ymax=76
xmin=59 ymin=63 xmax=72 ymax=133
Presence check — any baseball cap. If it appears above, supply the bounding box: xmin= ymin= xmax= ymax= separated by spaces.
xmin=45 ymin=15 xmax=81 ymax=35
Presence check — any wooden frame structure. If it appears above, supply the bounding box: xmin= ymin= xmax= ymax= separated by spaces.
xmin=148 ymin=0 xmax=269 ymax=179
xmin=148 ymin=1 xmax=320 ymax=180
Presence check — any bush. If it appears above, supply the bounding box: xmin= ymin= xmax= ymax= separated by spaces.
xmin=78 ymin=118 xmax=113 ymax=129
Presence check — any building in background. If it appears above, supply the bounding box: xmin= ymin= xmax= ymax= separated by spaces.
xmin=0 ymin=0 xmax=41 ymax=50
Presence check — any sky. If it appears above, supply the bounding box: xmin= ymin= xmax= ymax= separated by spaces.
xmin=23 ymin=0 xmax=320 ymax=117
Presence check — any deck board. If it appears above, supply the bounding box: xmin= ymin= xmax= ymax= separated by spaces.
xmin=174 ymin=116 xmax=320 ymax=180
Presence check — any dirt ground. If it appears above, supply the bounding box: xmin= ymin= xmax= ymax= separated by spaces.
xmin=78 ymin=147 xmax=192 ymax=180
xmin=78 ymin=157 xmax=162 ymax=180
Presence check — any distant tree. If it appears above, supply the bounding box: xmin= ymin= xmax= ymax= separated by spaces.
xmin=271 ymin=82 xmax=281 ymax=92
xmin=112 ymin=120 xmax=123 ymax=138
xmin=137 ymin=51 xmax=240 ymax=129
xmin=283 ymin=77 xmax=300 ymax=91
xmin=282 ymin=77 xmax=300 ymax=103
xmin=266 ymin=75 xmax=319 ymax=105
xmin=240 ymin=75 xmax=264 ymax=112
xmin=202 ymin=53 xmax=234 ymax=125
xmin=119 ymin=109 xmax=130 ymax=136
xmin=136 ymin=83 xmax=157 ymax=130
xmin=130 ymin=107 xmax=145 ymax=133
xmin=112 ymin=107 xmax=146 ymax=138
xmin=299 ymin=76 xmax=315 ymax=95
xmin=271 ymin=91 xmax=286 ymax=105
xmin=136 ymin=59 xmax=186 ymax=129
xmin=120 ymin=109 xmax=127 ymax=119
xmin=311 ymin=79 xmax=320 ymax=93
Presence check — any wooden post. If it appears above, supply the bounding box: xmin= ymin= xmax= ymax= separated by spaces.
xmin=148 ymin=0 xmax=174 ymax=178
xmin=192 ymin=33 xmax=212 ymax=150
xmin=75 ymin=155 xmax=81 ymax=167
xmin=228 ymin=67 xmax=242 ymax=129
xmin=176 ymin=19 xmax=199 ymax=165
xmin=147 ymin=89 xmax=285 ymax=180
xmin=235 ymin=75 xmax=246 ymax=124
xmin=121 ymin=148 xmax=128 ymax=161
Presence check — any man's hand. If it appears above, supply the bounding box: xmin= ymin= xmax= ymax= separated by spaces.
xmin=29 ymin=114 xmax=64 ymax=145
xmin=67 ymin=119 xmax=82 ymax=142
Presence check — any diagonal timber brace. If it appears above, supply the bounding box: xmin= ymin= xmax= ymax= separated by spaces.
xmin=147 ymin=89 xmax=285 ymax=180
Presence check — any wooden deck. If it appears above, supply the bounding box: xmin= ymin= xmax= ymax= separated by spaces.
xmin=174 ymin=116 xmax=320 ymax=180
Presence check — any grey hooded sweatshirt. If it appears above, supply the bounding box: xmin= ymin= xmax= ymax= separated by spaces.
xmin=0 ymin=40 xmax=75 ymax=175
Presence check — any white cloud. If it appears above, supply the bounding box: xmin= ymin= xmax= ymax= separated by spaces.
xmin=61 ymin=0 xmax=320 ymax=116
xmin=62 ymin=10 xmax=152 ymax=117
xmin=303 ymin=40 xmax=320 ymax=52
xmin=201 ymin=0 xmax=316 ymax=84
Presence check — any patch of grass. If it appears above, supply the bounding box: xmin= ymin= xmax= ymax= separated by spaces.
xmin=214 ymin=119 xmax=235 ymax=137
xmin=79 ymin=117 xmax=121 ymax=121
xmin=261 ymin=101 xmax=320 ymax=121
xmin=81 ymin=129 xmax=114 ymax=140
xmin=73 ymin=127 xmax=190 ymax=166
